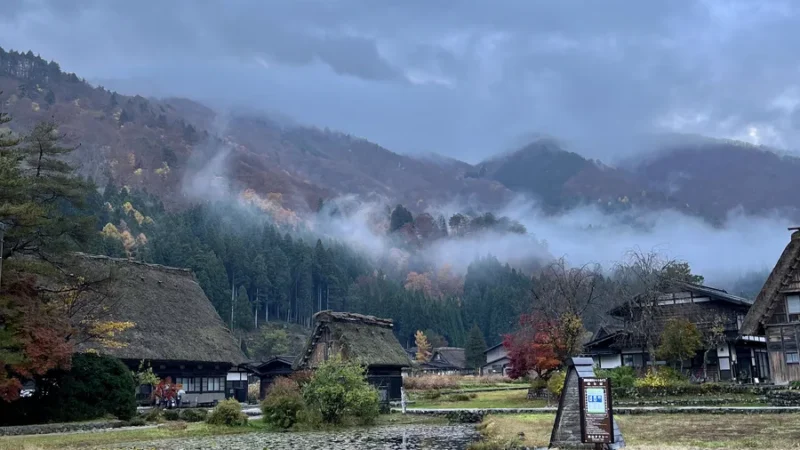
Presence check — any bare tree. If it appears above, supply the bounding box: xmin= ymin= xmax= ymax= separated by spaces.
xmin=530 ymin=258 xmax=607 ymax=359
xmin=611 ymin=250 xmax=679 ymax=368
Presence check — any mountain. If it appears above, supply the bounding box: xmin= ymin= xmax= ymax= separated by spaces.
xmin=3 ymin=46 xmax=800 ymax=224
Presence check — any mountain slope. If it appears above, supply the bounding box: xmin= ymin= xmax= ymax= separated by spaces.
xmin=4 ymin=46 xmax=800 ymax=224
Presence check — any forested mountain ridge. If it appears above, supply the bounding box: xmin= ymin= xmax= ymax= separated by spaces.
xmin=4 ymin=46 xmax=800 ymax=225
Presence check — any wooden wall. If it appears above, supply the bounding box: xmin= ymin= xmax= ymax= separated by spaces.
xmin=767 ymin=324 xmax=800 ymax=384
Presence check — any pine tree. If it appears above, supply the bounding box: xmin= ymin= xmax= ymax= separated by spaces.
xmin=1 ymin=120 xmax=94 ymax=259
xmin=465 ymin=323 xmax=487 ymax=370
xmin=44 ymin=89 xmax=55 ymax=105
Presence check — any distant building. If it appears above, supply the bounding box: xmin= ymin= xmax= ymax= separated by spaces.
xmin=293 ymin=311 xmax=411 ymax=402
xmin=584 ymin=281 xmax=768 ymax=382
xmin=481 ymin=343 xmax=511 ymax=376
xmin=742 ymin=229 xmax=800 ymax=384
xmin=47 ymin=253 xmax=247 ymax=406
xmin=418 ymin=347 xmax=471 ymax=375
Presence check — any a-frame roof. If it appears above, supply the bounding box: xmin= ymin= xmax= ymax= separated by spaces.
xmin=741 ymin=230 xmax=800 ymax=335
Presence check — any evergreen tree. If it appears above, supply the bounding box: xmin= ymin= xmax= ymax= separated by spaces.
xmin=465 ymin=323 xmax=487 ymax=370
xmin=44 ymin=89 xmax=55 ymax=105
xmin=1 ymin=120 xmax=94 ymax=259
xmin=234 ymin=285 xmax=254 ymax=332
xmin=389 ymin=204 xmax=413 ymax=232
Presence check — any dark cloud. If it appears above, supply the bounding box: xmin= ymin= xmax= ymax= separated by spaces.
xmin=2 ymin=0 xmax=800 ymax=162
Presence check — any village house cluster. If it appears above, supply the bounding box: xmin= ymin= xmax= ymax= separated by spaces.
xmin=59 ymin=229 xmax=800 ymax=406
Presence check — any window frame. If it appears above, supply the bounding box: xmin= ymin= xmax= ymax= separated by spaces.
xmin=786 ymin=351 xmax=799 ymax=364
xmin=787 ymin=295 xmax=800 ymax=322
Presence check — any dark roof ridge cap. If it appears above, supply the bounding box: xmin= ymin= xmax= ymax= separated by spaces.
xmin=71 ymin=252 xmax=194 ymax=276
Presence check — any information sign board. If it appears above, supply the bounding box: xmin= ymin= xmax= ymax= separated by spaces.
xmin=579 ymin=377 xmax=614 ymax=444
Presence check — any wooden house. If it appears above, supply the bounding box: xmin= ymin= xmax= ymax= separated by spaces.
xmin=293 ymin=311 xmax=411 ymax=401
xmin=253 ymin=356 xmax=295 ymax=400
xmin=44 ymin=253 xmax=247 ymax=406
xmin=584 ymin=281 xmax=768 ymax=382
xmin=418 ymin=347 xmax=471 ymax=375
xmin=481 ymin=343 xmax=511 ymax=376
xmin=742 ymin=229 xmax=800 ymax=384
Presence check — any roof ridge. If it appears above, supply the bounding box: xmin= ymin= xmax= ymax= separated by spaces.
xmin=71 ymin=252 xmax=194 ymax=275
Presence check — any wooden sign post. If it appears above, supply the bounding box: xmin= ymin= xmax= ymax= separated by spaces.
xmin=549 ymin=357 xmax=624 ymax=449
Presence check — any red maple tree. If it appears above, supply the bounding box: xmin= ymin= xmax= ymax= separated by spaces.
xmin=503 ymin=313 xmax=565 ymax=381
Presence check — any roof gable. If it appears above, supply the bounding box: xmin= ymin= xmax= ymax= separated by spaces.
xmin=608 ymin=280 xmax=752 ymax=317
xmin=432 ymin=347 xmax=466 ymax=369
xmin=47 ymin=253 xmax=246 ymax=365
xmin=742 ymin=230 xmax=800 ymax=335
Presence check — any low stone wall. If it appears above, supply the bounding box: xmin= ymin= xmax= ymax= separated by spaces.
xmin=0 ymin=420 xmax=125 ymax=437
xmin=766 ymin=390 xmax=800 ymax=406
xmin=616 ymin=397 xmax=767 ymax=407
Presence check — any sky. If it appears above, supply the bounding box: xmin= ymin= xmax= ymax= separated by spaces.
xmin=3 ymin=0 xmax=800 ymax=163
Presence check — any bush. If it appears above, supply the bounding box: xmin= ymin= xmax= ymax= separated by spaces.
xmin=206 ymin=399 xmax=248 ymax=427
xmin=144 ymin=407 xmax=164 ymax=423
xmin=596 ymin=366 xmax=637 ymax=388
xmin=180 ymin=408 xmax=208 ymax=422
xmin=547 ymin=372 xmax=566 ymax=398
xmin=302 ymin=356 xmax=380 ymax=425
xmin=10 ymin=353 xmax=138 ymax=425
xmin=420 ymin=390 xmax=442 ymax=400
xmin=261 ymin=377 xmax=305 ymax=429
xmin=290 ymin=370 xmax=314 ymax=388
xmin=634 ymin=367 xmax=688 ymax=388
xmin=162 ymin=409 xmax=181 ymax=421
xmin=122 ymin=417 xmax=147 ymax=427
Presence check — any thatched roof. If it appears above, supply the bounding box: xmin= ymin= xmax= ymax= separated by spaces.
xmin=742 ymin=230 xmax=800 ymax=335
xmin=293 ymin=311 xmax=411 ymax=369
xmin=43 ymin=253 xmax=246 ymax=365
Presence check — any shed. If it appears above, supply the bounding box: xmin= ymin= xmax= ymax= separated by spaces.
xmin=253 ymin=356 xmax=295 ymax=399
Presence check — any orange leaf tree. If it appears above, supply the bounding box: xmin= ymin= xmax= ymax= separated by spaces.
xmin=503 ymin=313 xmax=567 ymax=381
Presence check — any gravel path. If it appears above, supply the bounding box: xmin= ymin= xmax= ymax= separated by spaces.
xmin=101 ymin=424 xmax=480 ymax=449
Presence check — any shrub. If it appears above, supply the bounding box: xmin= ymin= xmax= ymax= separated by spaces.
xmin=180 ymin=408 xmax=208 ymax=422
xmin=547 ymin=372 xmax=566 ymax=398
xmin=206 ymin=399 xmax=248 ymax=427
xmin=530 ymin=378 xmax=547 ymax=390
xmin=596 ymin=366 xmax=636 ymax=388
xmin=403 ymin=375 xmax=460 ymax=390
xmin=247 ymin=382 xmax=260 ymax=404
xmin=420 ymin=390 xmax=442 ymax=400
xmin=301 ymin=356 xmax=380 ymax=425
xmin=261 ymin=377 xmax=305 ymax=429
xmin=634 ymin=367 xmax=688 ymax=389
xmin=144 ymin=407 xmax=164 ymax=423
xmin=162 ymin=409 xmax=181 ymax=421
xmin=447 ymin=393 xmax=472 ymax=402
xmin=290 ymin=370 xmax=314 ymax=388
xmin=34 ymin=353 xmax=137 ymax=423
xmin=123 ymin=417 xmax=147 ymax=427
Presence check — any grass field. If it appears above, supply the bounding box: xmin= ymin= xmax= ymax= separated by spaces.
xmin=409 ymin=390 xmax=550 ymax=409
xmin=476 ymin=413 xmax=800 ymax=449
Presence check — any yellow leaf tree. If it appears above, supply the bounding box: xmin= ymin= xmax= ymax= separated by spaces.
xmin=415 ymin=330 xmax=431 ymax=362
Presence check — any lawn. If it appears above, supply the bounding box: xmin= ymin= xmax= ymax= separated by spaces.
xmin=0 ymin=415 xmax=443 ymax=450
xmin=410 ymin=390 xmax=550 ymax=409
xmin=476 ymin=413 xmax=800 ymax=449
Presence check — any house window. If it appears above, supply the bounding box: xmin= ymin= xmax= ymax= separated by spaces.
xmin=787 ymin=295 xmax=800 ymax=322
xmin=787 ymin=352 xmax=800 ymax=364
xmin=202 ymin=377 xmax=224 ymax=392
xmin=176 ymin=377 xmax=224 ymax=393
xmin=176 ymin=377 xmax=199 ymax=393
xmin=623 ymin=354 xmax=643 ymax=368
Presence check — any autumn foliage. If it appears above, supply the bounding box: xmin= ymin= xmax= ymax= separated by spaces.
xmin=503 ymin=314 xmax=568 ymax=381
xmin=0 ymin=275 xmax=72 ymax=402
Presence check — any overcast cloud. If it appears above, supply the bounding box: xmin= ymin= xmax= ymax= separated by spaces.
xmin=2 ymin=0 xmax=800 ymax=162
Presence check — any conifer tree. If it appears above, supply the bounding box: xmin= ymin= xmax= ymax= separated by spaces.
xmin=465 ymin=323 xmax=488 ymax=370
xmin=414 ymin=330 xmax=431 ymax=362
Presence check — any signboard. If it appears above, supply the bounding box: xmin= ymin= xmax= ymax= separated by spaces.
xmin=579 ymin=377 xmax=614 ymax=444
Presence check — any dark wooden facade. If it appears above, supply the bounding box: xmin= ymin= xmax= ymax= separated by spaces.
xmin=742 ymin=230 xmax=800 ymax=384
xmin=585 ymin=282 xmax=768 ymax=382
xmin=254 ymin=357 xmax=295 ymax=400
